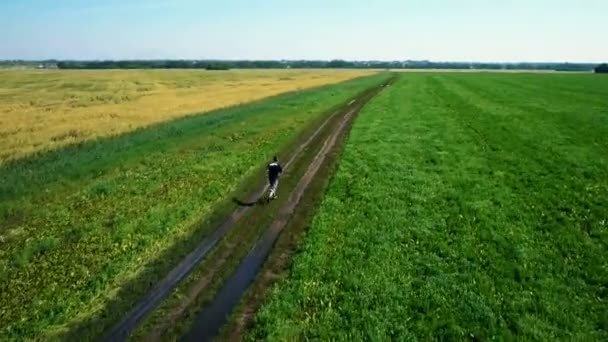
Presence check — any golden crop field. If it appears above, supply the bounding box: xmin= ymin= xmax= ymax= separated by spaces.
xmin=0 ymin=69 xmax=375 ymax=162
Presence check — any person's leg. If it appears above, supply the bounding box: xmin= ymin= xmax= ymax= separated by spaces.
xmin=272 ymin=179 xmax=279 ymax=198
xmin=269 ymin=179 xmax=278 ymax=199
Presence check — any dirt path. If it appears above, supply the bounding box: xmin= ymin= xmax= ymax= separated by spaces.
xmin=102 ymin=83 xmax=384 ymax=341
xmin=183 ymin=81 xmax=392 ymax=341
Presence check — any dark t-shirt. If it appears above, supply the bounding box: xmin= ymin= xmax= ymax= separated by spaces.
xmin=267 ymin=162 xmax=282 ymax=182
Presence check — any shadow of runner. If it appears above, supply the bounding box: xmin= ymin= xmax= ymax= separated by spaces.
xmin=231 ymin=197 xmax=265 ymax=207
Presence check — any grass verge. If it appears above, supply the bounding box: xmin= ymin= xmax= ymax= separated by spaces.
xmin=249 ymin=73 xmax=608 ymax=340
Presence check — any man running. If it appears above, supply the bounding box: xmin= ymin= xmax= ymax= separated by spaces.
xmin=267 ymin=156 xmax=283 ymax=201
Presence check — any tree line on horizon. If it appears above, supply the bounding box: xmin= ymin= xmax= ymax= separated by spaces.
xmin=54 ymin=60 xmax=599 ymax=71
xmin=595 ymin=63 xmax=608 ymax=73
xmin=0 ymin=59 xmax=604 ymax=71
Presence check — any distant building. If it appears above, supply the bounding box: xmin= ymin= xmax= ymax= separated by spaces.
xmin=36 ymin=63 xmax=58 ymax=69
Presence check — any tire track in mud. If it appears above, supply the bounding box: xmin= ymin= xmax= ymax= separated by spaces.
xmin=103 ymin=83 xmax=384 ymax=342
xmin=183 ymin=80 xmax=392 ymax=341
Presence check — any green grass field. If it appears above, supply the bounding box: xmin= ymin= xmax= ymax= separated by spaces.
xmin=0 ymin=73 xmax=389 ymax=339
xmin=250 ymin=73 xmax=608 ymax=340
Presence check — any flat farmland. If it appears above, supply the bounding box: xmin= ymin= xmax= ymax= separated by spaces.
xmin=3 ymin=69 xmax=607 ymax=341
xmin=0 ymin=72 xmax=388 ymax=340
xmin=0 ymin=69 xmax=375 ymax=162
xmin=251 ymin=73 xmax=608 ymax=340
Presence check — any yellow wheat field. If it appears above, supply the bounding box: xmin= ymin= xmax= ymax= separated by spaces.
xmin=0 ymin=69 xmax=375 ymax=162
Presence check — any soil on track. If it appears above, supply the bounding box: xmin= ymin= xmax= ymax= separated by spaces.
xmin=104 ymin=77 xmax=393 ymax=341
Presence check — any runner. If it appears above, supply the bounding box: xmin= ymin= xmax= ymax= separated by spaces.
xmin=267 ymin=156 xmax=283 ymax=201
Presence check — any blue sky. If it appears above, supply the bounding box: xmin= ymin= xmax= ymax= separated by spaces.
xmin=1 ymin=0 xmax=607 ymax=62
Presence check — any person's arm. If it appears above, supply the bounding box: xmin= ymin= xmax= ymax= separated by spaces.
xmin=278 ymin=164 xmax=283 ymax=174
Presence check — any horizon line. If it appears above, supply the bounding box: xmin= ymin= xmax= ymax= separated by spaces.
xmin=1 ymin=58 xmax=604 ymax=65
